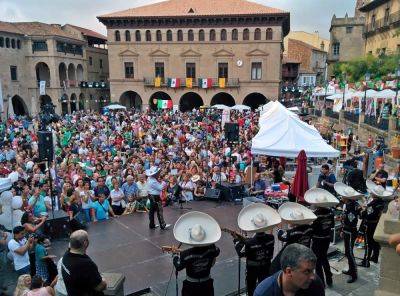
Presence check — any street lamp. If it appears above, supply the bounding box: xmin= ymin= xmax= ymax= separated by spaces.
xmin=363 ymin=71 xmax=371 ymax=112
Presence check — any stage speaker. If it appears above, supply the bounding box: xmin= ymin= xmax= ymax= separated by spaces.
xmin=38 ymin=131 xmax=54 ymax=162
xmin=205 ymin=188 xmax=221 ymax=200
xmin=44 ymin=210 xmax=70 ymax=239
xmin=224 ymin=123 xmax=239 ymax=142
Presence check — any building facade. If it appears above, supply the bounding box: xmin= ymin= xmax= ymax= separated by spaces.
xmin=0 ymin=21 xmax=109 ymax=117
xmin=284 ymin=31 xmax=330 ymax=54
xmin=360 ymin=0 xmax=400 ymax=55
xmin=98 ymin=0 xmax=290 ymax=111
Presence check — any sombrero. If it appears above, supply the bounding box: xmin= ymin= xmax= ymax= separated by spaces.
xmin=366 ymin=180 xmax=393 ymax=199
xmin=191 ymin=175 xmax=200 ymax=183
xmin=173 ymin=211 xmax=221 ymax=246
xmin=145 ymin=166 xmax=160 ymax=177
xmin=278 ymin=202 xmax=317 ymax=225
xmin=238 ymin=203 xmax=281 ymax=232
xmin=304 ymin=188 xmax=339 ymax=208
xmin=334 ymin=182 xmax=363 ymax=199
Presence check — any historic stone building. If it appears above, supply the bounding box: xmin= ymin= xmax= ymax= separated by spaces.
xmin=284 ymin=31 xmax=330 ymax=54
xmin=360 ymin=0 xmax=400 ymax=56
xmin=98 ymin=0 xmax=290 ymax=111
xmin=0 ymin=21 xmax=109 ymax=117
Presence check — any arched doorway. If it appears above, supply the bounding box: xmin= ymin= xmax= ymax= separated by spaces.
xmin=120 ymin=91 xmax=142 ymax=110
xmin=61 ymin=94 xmax=68 ymax=115
xmin=149 ymin=92 xmax=171 ymax=111
xmin=70 ymin=93 xmax=77 ymax=113
xmin=68 ymin=64 xmax=76 ymax=86
xmin=59 ymin=63 xmax=67 ymax=87
xmin=35 ymin=62 xmax=50 ymax=85
xmin=76 ymin=64 xmax=84 ymax=83
xmin=79 ymin=93 xmax=85 ymax=110
xmin=211 ymin=92 xmax=235 ymax=107
xmin=11 ymin=95 xmax=28 ymax=116
xmin=243 ymin=93 xmax=268 ymax=110
xmin=39 ymin=95 xmax=52 ymax=109
xmin=179 ymin=92 xmax=204 ymax=112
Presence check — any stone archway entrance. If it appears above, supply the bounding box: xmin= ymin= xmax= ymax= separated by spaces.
xmin=39 ymin=95 xmax=52 ymax=109
xmin=179 ymin=92 xmax=204 ymax=112
xmin=211 ymin=92 xmax=235 ymax=107
xmin=120 ymin=91 xmax=142 ymax=110
xmin=79 ymin=93 xmax=85 ymax=110
xmin=243 ymin=93 xmax=268 ymax=110
xmin=149 ymin=91 xmax=171 ymax=111
xmin=11 ymin=95 xmax=28 ymax=116
xmin=70 ymin=93 xmax=77 ymax=113
xmin=61 ymin=94 xmax=68 ymax=115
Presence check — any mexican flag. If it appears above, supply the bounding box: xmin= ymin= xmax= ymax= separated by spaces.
xmin=376 ymin=82 xmax=385 ymax=90
xmin=157 ymin=99 xmax=173 ymax=109
xmin=200 ymin=78 xmax=212 ymax=89
xmin=168 ymin=78 xmax=180 ymax=88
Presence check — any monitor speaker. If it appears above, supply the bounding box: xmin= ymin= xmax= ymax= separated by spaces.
xmin=205 ymin=188 xmax=221 ymax=200
xmin=38 ymin=131 xmax=54 ymax=162
xmin=224 ymin=123 xmax=239 ymax=142
xmin=44 ymin=210 xmax=70 ymax=239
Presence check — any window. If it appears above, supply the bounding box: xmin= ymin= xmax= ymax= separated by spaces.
xmin=371 ymin=15 xmax=376 ymax=29
xmin=5 ymin=38 xmax=10 ymax=48
xmin=243 ymin=29 xmax=249 ymax=40
xmin=254 ymin=28 xmax=261 ymax=40
xmin=17 ymin=40 xmax=21 ymax=49
xmin=186 ymin=63 xmax=196 ymax=79
xmin=346 ymin=26 xmax=353 ymax=34
xmin=167 ymin=30 xmax=173 ymax=41
xmin=188 ymin=30 xmax=194 ymax=41
xmin=0 ymin=37 xmax=3 ymax=47
xmin=177 ymin=30 xmax=183 ymax=41
xmin=124 ymin=62 xmax=134 ymax=78
xmin=33 ymin=40 xmax=48 ymax=52
xmin=218 ymin=62 xmax=228 ymax=79
xmin=11 ymin=39 xmax=15 ymax=49
xmin=10 ymin=66 xmax=17 ymax=81
xmin=333 ymin=43 xmax=340 ymax=55
xmin=156 ymin=30 xmax=162 ymax=42
xmin=384 ymin=7 xmax=390 ymax=25
xmin=89 ymin=57 xmax=93 ymax=66
xmin=155 ymin=62 xmax=165 ymax=79
xmin=125 ymin=30 xmax=131 ymax=42
xmin=210 ymin=29 xmax=216 ymax=41
xmin=266 ymin=28 xmax=273 ymax=40
xmin=115 ymin=30 xmax=121 ymax=42
xmin=320 ymin=42 xmax=325 ymax=51
xmin=135 ymin=30 xmax=141 ymax=42
xmin=100 ymin=59 xmax=103 ymax=69
xmin=251 ymin=62 xmax=262 ymax=80
xmin=220 ymin=29 xmax=227 ymax=41
xmin=199 ymin=29 xmax=205 ymax=41
xmin=232 ymin=29 xmax=238 ymax=41
xmin=146 ymin=30 xmax=152 ymax=42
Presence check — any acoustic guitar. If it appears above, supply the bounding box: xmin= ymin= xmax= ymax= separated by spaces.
xmin=161 ymin=245 xmax=182 ymax=254
xmin=221 ymin=227 xmax=247 ymax=241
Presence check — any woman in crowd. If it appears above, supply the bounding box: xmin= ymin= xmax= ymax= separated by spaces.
xmin=110 ymin=179 xmax=125 ymax=215
xmin=26 ymin=276 xmax=54 ymax=296
xmin=14 ymin=274 xmax=31 ymax=296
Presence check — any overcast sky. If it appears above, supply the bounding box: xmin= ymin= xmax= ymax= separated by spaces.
xmin=0 ymin=0 xmax=357 ymax=39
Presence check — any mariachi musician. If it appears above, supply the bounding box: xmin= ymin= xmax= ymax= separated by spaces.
xmin=168 ymin=211 xmax=221 ymax=296
xmin=305 ymin=188 xmax=339 ymax=288
xmin=231 ymin=203 xmax=281 ymax=296
xmin=270 ymin=202 xmax=317 ymax=274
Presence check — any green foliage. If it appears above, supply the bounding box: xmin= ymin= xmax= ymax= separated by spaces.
xmin=331 ymin=53 xmax=400 ymax=82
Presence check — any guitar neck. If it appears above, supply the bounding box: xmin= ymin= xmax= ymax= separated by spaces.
xmin=222 ymin=228 xmax=246 ymax=240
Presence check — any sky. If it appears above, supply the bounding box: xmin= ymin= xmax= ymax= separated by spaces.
xmin=0 ymin=0 xmax=358 ymax=39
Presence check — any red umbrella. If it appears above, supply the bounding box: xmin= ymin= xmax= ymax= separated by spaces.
xmin=291 ymin=150 xmax=309 ymax=203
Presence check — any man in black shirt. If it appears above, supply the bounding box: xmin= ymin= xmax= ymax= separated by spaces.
xmin=61 ymin=230 xmax=107 ymax=296
xmin=371 ymin=163 xmax=388 ymax=188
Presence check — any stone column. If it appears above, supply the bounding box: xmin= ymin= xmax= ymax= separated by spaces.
xmin=389 ymin=117 xmax=396 ymax=132
xmin=359 ymin=112 xmax=365 ymax=126
xmin=374 ymin=213 xmax=400 ymax=296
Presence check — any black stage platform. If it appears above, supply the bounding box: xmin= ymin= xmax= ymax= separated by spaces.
xmin=50 ymin=201 xmax=256 ymax=295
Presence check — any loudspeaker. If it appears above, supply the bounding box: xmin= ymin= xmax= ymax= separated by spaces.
xmin=44 ymin=210 xmax=70 ymax=239
xmin=38 ymin=131 xmax=54 ymax=162
xmin=205 ymin=188 xmax=221 ymax=200
xmin=224 ymin=123 xmax=239 ymax=142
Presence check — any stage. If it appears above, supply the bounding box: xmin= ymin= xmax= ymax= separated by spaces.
xmin=50 ymin=201 xmax=249 ymax=295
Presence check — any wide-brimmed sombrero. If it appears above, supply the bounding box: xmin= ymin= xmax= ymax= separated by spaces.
xmin=191 ymin=175 xmax=201 ymax=183
xmin=173 ymin=211 xmax=221 ymax=246
xmin=145 ymin=166 xmax=160 ymax=177
xmin=278 ymin=202 xmax=317 ymax=225
xmin=366 ymin=180 xmax=393 ymax=199
xmin=334 ymin=182 xmax=363 ymax=199
xmin=304 ymin=188 xmax=339 ymax=208
xmin=238 ymin=203 xmax=281 ymax=232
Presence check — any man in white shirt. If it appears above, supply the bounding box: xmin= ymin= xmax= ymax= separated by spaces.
xmin=8 ymin=226 xmax=33 ymax=275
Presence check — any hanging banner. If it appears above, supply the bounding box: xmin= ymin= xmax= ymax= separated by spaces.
xmin=39 ymin=81 xmax=46 ymax=95
xmin=0 ymin=80 xmax=3 ymax=114
xmin=221 ymin=109 xmax=231 ymax=128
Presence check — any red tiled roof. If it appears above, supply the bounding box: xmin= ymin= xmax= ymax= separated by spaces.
xmin=98 ymin=0 xmax=287 ymax=18
xmin=0 ymin=21 xmax=24 ymax=35
xmin=283 ymin=55 xmax=300 ymax=64
xmin=288 ymin=38 xmax=326 ymax=53
xmin=66 ymin=24 xmax=107 ymax=40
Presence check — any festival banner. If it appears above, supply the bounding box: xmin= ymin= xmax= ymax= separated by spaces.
xmin=154 ymin=77 xmax=162 ymax=87
xmin=218 ymin=78 xmax=226 ymax=88
xmin=185 ymin=78 xmax=193 ymax=88
xmin=200 ymin=78 xmax=212 ymax=89
xmin=39 ymin=81 xmax=46 ymax=95
xmin=168 ymin=78 xmax=180 ymax=88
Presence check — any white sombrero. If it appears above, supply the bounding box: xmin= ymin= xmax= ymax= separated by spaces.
xmin=334 ymin=182 xmax=363 ymax=199
xmin=173 ymin=211 xmax=221 ymax=246
xmin=191 ymin=175 xmax=200 ymax=183
xmin=304 ymin=188 xmax=339 ymax=208
xmin=237 ymin=203 xmax=281 ymax=233
xmin=366 ymin=180 xmax=393 ymax=199
xmin=278 ymin=202 xmax=317 ymax=225
xmin=145 ymin=166 xmax=160 ymax=177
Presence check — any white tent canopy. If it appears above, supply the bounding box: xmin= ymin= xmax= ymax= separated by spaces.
xmin=105 ymin=104 xmax=127 ymax=110
xmin=252 ymin=101 xmax=339 ymax=158
xmin=231 ymin=104 xmax=251 ymax=111
xmin=212 ymin=104 xmax=230 ymax=110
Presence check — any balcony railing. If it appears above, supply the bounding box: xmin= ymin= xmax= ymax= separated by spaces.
xmin=343 ymin=111 xmax=359 ymax=124
xmin=365 ymin=11 xmax=400 ymax=35
xmin=364 ymin=115 xmax=388 ymax=131
xmin=144 ymin=77 xmax=240 ymax=88
xmin=325 ymin=109 xmax=339 ymax=119
xmin=282 ymin=70 xmax=299 ymax=78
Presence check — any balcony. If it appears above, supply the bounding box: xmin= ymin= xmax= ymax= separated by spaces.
xmin=364 ymin=115 xmax=388 ymax=131
xmin=365 ymin=11 xmax=400 ymax=36
xmin=343 ymin=111 xmax=359 ymax=124
xmin=144 ymin=77 xmax=240 ymax=88
xmin=282 ymin=69 xmax=299 ymax=78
